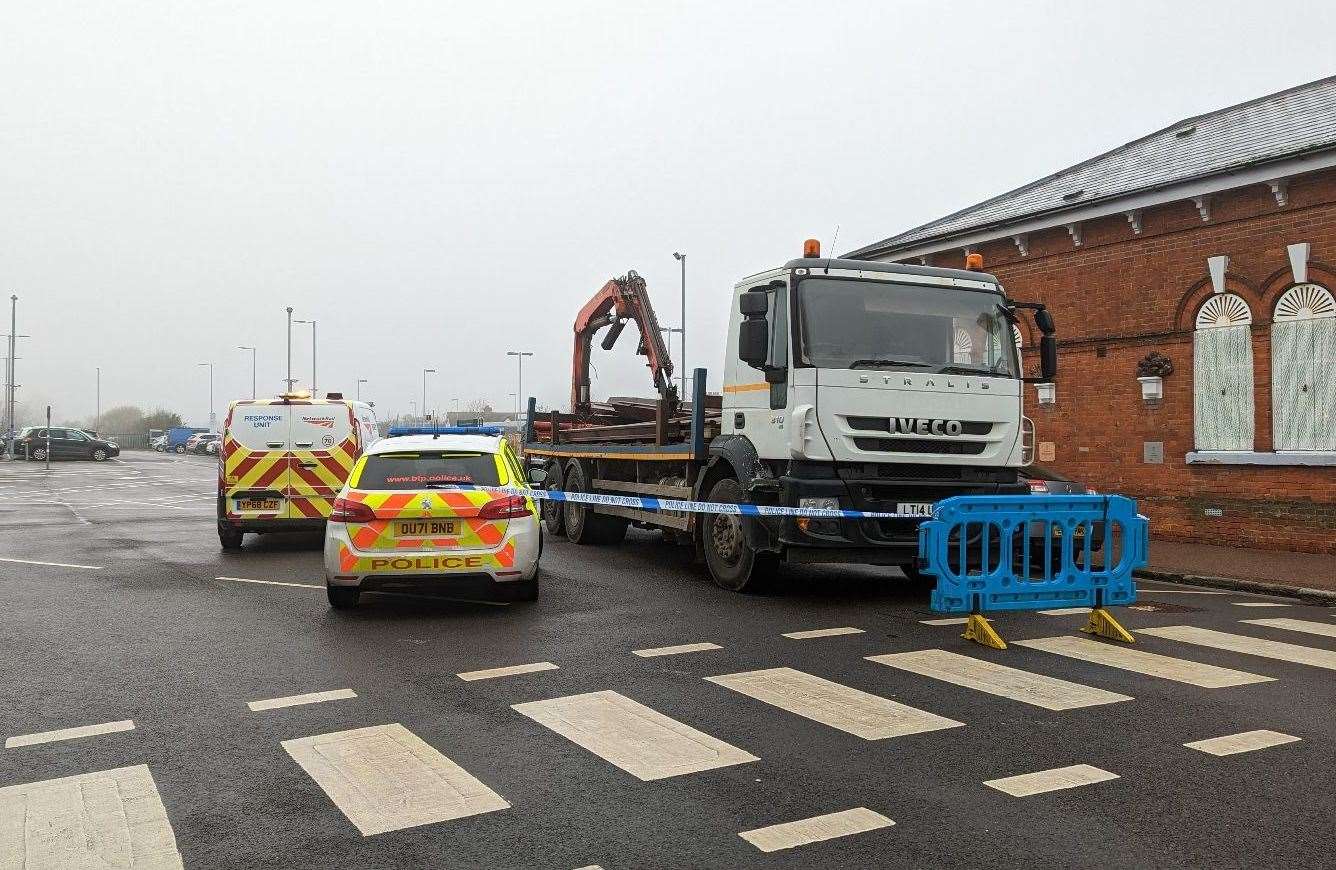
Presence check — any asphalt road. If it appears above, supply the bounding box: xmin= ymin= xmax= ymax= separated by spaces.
xmin=1 ymin=451 xmax=1333 ymax=869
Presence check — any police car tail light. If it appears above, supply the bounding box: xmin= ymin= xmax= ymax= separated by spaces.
xmin=477 ymin=495 xmax=531 ymax=520
xmin=330 ymin=497 xmax=376 ymax=523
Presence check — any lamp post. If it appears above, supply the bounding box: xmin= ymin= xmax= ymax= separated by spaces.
xmin=197 ymin=362 xmax=215 ymax=428
xmin=6 ymin=295 xmax=28 ymax=458
xmin=422 ymin=368 xmax=435 ymax=423
xmin=294 ymin=319 xmax=317 ymax=394
xmin=409 ymin=400 xmax=417 ymax=424
xmin=238 ymin=346 xmax=256 ymax=399
xmin=356 ymin=378 xmax=368 ymax=401
xmin=506 ymin=351 xmax=533 ymax=418
xmin=284 ymin=307 xmax=295 ymax=391
xmin=95 ymin=367 xmax=100 ymax=431
xmin=673 ymin=251 xmax=686 ymax=397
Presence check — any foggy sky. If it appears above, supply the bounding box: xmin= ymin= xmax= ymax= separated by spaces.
xmin=5 ymin=1 xmax=1334 ymax=428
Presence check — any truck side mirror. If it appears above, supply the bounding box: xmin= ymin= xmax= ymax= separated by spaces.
xmin=1034 ymin=308 xmax=1055 ymax=334
xmin=1039 ymin=334 xmax=1058 ymax=381
xmin=739 ymin=320 xmax=768 ymax=368
xmin=738 ymin=291 xmax=768 ymax=316
xmin=527 ymin=466 xmax=548 ymax=486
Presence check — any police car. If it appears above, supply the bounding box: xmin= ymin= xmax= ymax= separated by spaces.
xmin=323 ymin=427 xmax=541 ymax=608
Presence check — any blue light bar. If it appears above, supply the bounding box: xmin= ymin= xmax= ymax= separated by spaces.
xmin=387 ymin=425 xmax=502 ymax=437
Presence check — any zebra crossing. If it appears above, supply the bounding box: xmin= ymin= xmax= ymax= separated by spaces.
xmin=2 ymin=617 xmax=1328 ymax=864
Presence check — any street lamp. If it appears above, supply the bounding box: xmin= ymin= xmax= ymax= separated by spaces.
xmin=95 ymin=366 xmax=101 ymax=431
xmin=422 ymin=368 xmax=436 ymax=423
xmin=356 ymin=378 xmax=368 ymax=401
xmin=197 ymin=362 xmax=215 ymax=428
xmin=238 ymin=346 xmax=257 ymax=399
xmin=673 ymin=251 xmax=686 ymax=397
xmin=284 ymin=307 xmax=295 ymax=391
xmin=294 ymin=319 xmax=317 ymax=394
xmin=506 ymin=351 xmax=533 ymax=418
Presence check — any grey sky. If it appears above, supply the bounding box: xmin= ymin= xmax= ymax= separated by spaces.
xmin=6 ymin=1 xmax=1334 ymax=428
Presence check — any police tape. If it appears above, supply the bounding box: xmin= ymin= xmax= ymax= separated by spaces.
xmin=443 ymin=485 xmax=928 ymax=520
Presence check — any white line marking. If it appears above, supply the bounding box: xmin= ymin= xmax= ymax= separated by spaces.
xmin=1241 ymin=617 xmax=1336 ymax=639
xmin=1184 ymin=729 xmax=1301 ymax=756
xmin=984 ymin=764 xmax=1119 ymax=797
xmin=1036 ymin=607 xmax=1092 ymax=616
xmin=5 ymin=719 xmax=136 ymax=748
xmin=633 ymin=642 xmax=722 ymax=658
xmin=0 ymin=556 xmax=103 ymax=570
xmin=0 ymin=765 xmax=183 ymax=867
xmin=920 ymin=617 xmax=972 ymax=626
xmin=512 ymin=690 xmax=758 ymax=781
xmin=782 ymin=626 xmax=865 ymax=640
xmin=248 ymin=689 xmax=358 ymax=712
xmin=739 ymin=807 xmax=894 ymax=853
xmin=219 ymin=575 xmax=322 ymax=589
xmin=1013 ymin=635 xmax=1273 ymax=687
xmin=1232 ymin=602 xmax=1292 ymax=607
xmin=282 ymin=723 xmax=509 ymax=836
xmin=867 ymin=649 xmax=1132 ymax=710
xmin=706 ymin=667 xmax=963 ymax=739
xmin=1139 ymin=625 xmax=1336 ymax=670
xmin=457 ymin=661 xmax=558 ymax=681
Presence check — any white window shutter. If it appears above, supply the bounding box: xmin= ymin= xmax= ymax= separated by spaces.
xmin=1194 ymin=295 xmax=1254 ymax=451
xmin=1270 ymin=320 xmax=1308 ymax=450
xmin=1272 ymin=284 xmax=1336 ymax=451
xmin=1310 ymin=317 xmax=1336 ymax=450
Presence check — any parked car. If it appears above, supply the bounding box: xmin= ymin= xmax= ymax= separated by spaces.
xmin=151 ymin=435 xmax=168 ymax=451
xmin=205 ymin=436 xmax=222 ymax=455
xmin=1021 ymin=465 xmax=1097 ymax=496
xmin=1019 ymin=466 xmax=1102 ymax=569
xmin=190 ymin=433 xmax=221 ymax=454
xmin=14 ymin=427 xmax=121 ymax=462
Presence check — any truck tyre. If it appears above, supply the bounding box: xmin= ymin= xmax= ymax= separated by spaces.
xmin=218 ymin=523 xmax=244 ymax=551
xmin=562 ymin=461 xmax=628 ymax=545
xmin=702 ymin=477 xmax=777 ymax=593
xmin=326 ymin=582 xmax=360 ymax=610
xmin=541 ymin=460 xmax=565 ymax=536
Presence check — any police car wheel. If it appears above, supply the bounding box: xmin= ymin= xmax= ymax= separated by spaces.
xmin=326 ymin=583 xmax=360 ymax=609
xmin=702 ymin=477 xmax=776 ymax=593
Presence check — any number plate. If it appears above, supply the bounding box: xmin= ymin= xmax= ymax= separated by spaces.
xmin=896 ymin=502 xmax=935 ymax=517
xmin=235 ymin=497 xmax=281 ymax=512
xmin=395 ymin=520 xmax=459 ymax=538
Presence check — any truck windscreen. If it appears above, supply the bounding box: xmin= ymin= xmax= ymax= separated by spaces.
xmin=795 ymin=277 xmax=1018 ymax=377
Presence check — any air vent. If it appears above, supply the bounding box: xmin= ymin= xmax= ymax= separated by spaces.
xmin=852 ymin=437 xmax=987 ymax=456
xmin=1175 ymin=125 xmax=1197 ymax=138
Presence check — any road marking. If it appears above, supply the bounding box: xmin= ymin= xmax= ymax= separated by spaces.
xmin=457 ymin=661 xmax=559 ymax=681
xmin=1013 ymin=636 xmax=1272 ymax=688
xmin=706 ymin=667 xmax=963 ymax=740
xmin=248 ymin=689 xmax=358 ymax=711
xmin=5 ymin=719 xmax=136 ymax=749
xmin=512 ymin=690 xmax=758 ymax=781
xmin=867 ymin=649 xmax=1132 ymax=710
xmin=1139 ymin=625 xmax=1336 ymax=670
xmin=1232 ymin=602 xmax=1292 ymax=607
xmin=1037 ymin=607 xmax=1092 ymax=616
xmin=282 ymin=723 xmax=509 ymax=836
xmin=984 ymin=764 xmax=1119 ymax=797
xmin=633 ymin=642 xmax=722 ymax=658
xmin=0 ymin=765 xmax=183 ymax=868
xmin=1184 ymin=729 xmax=1301 ymax=756
xmin=1240 ymin=617 xmax=1336 ymax=639
xmin=920 ymin=617 xmax=972 ymax=626
xmin=782 ymin=626 xmax=865 ymax=640
xmin=0 ymin=556 xmax=103 ymax=570
xmin=219 ymin=575 xmax=322 ymax=589
xmin=739 ymin=807 xmax=894 ymax=853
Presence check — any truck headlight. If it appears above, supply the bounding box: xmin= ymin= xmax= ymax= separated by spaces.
xmin=797 ymin=497 xmax=842 ymax=535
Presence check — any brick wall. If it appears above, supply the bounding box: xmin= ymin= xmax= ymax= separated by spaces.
xmin=916 ymin=167 xmax=1336 ymax=553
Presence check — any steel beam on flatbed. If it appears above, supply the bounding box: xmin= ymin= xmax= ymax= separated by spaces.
xmin=593 ymin=478 xmax=693 ymax=498
xmin=598 ymin=504 xmax=692 ymax=531
xmin=525 ymin=443 xmax=694 ymax=461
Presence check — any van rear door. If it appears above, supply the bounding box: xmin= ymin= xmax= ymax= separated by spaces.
xmin=222 ymin=403 xmax=292 ymax=520
xmin=286 ymin=403 xmax=358 ymax=520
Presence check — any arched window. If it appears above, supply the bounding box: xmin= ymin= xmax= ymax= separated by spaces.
xmin=1271 ymin=283 xmax=1336 ymax=451
xmin=953 ymin=327 xmax=972 ymax=363
xmin=1193 ymin=293 xmax=1254 ymax=451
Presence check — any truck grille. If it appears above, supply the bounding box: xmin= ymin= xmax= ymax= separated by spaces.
xmin=852 ymin=437 xmax=987 ymax=456
xmin=845 ymin=417 xmax=994 ymax=435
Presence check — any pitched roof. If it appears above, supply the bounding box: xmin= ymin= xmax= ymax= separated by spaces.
xmin=847 ymin=75 xmax=1336 ymax=259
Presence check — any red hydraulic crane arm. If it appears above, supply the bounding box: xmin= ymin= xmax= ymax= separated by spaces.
xmin=570 ymin=270 xmax=677 ymax=416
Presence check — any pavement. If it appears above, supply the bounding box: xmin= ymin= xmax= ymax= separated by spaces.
xmin=1 ymin=452 xmax=1334 ymax=869
xmin=1144 ymin=539 xmax=1336 ymax=595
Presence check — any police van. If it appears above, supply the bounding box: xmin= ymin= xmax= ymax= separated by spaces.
xmin=217 ymin=392 xmax=379 ymax=550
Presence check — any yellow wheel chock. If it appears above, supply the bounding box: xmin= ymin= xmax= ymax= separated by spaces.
xmin=1082 ymin=607 xmax=1135 ymax=643
xmin=962 ymin=613 xmax=1007 ymax=650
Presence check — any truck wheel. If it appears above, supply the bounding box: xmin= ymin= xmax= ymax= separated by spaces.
xmin=702 ymin=477 xmax=776 ymax=592
xmin=562 ymin=461 xmax=628 ymax=545
xmin=541 ymin=460 xmax=565 ymax=536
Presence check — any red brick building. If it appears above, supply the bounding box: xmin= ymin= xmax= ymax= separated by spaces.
xmin=849 ymin=77 xmax=1336 ymax=554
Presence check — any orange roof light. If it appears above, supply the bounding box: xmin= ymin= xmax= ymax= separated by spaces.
xmin=964 ymin=252 xmax=984 ymax=271
xmin=803 ymin=238 xmax=821 ymax=258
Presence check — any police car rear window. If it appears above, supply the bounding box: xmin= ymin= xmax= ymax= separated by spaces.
xmin=358 ymin=452 xmax=501 ymax=490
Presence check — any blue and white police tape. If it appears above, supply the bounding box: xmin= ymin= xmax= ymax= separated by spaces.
xmin=445 ymin=485 xmax=928 ymax=520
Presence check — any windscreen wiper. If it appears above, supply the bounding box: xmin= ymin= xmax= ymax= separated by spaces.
xmin=936 ymin=364 xmax=1005 ymax=376
xmin=849 ymin=359 xmax=930 ymax=369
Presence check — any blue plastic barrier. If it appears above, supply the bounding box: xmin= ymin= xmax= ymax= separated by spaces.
xmin=922 ymin=494 xmax=1147 ymax=614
